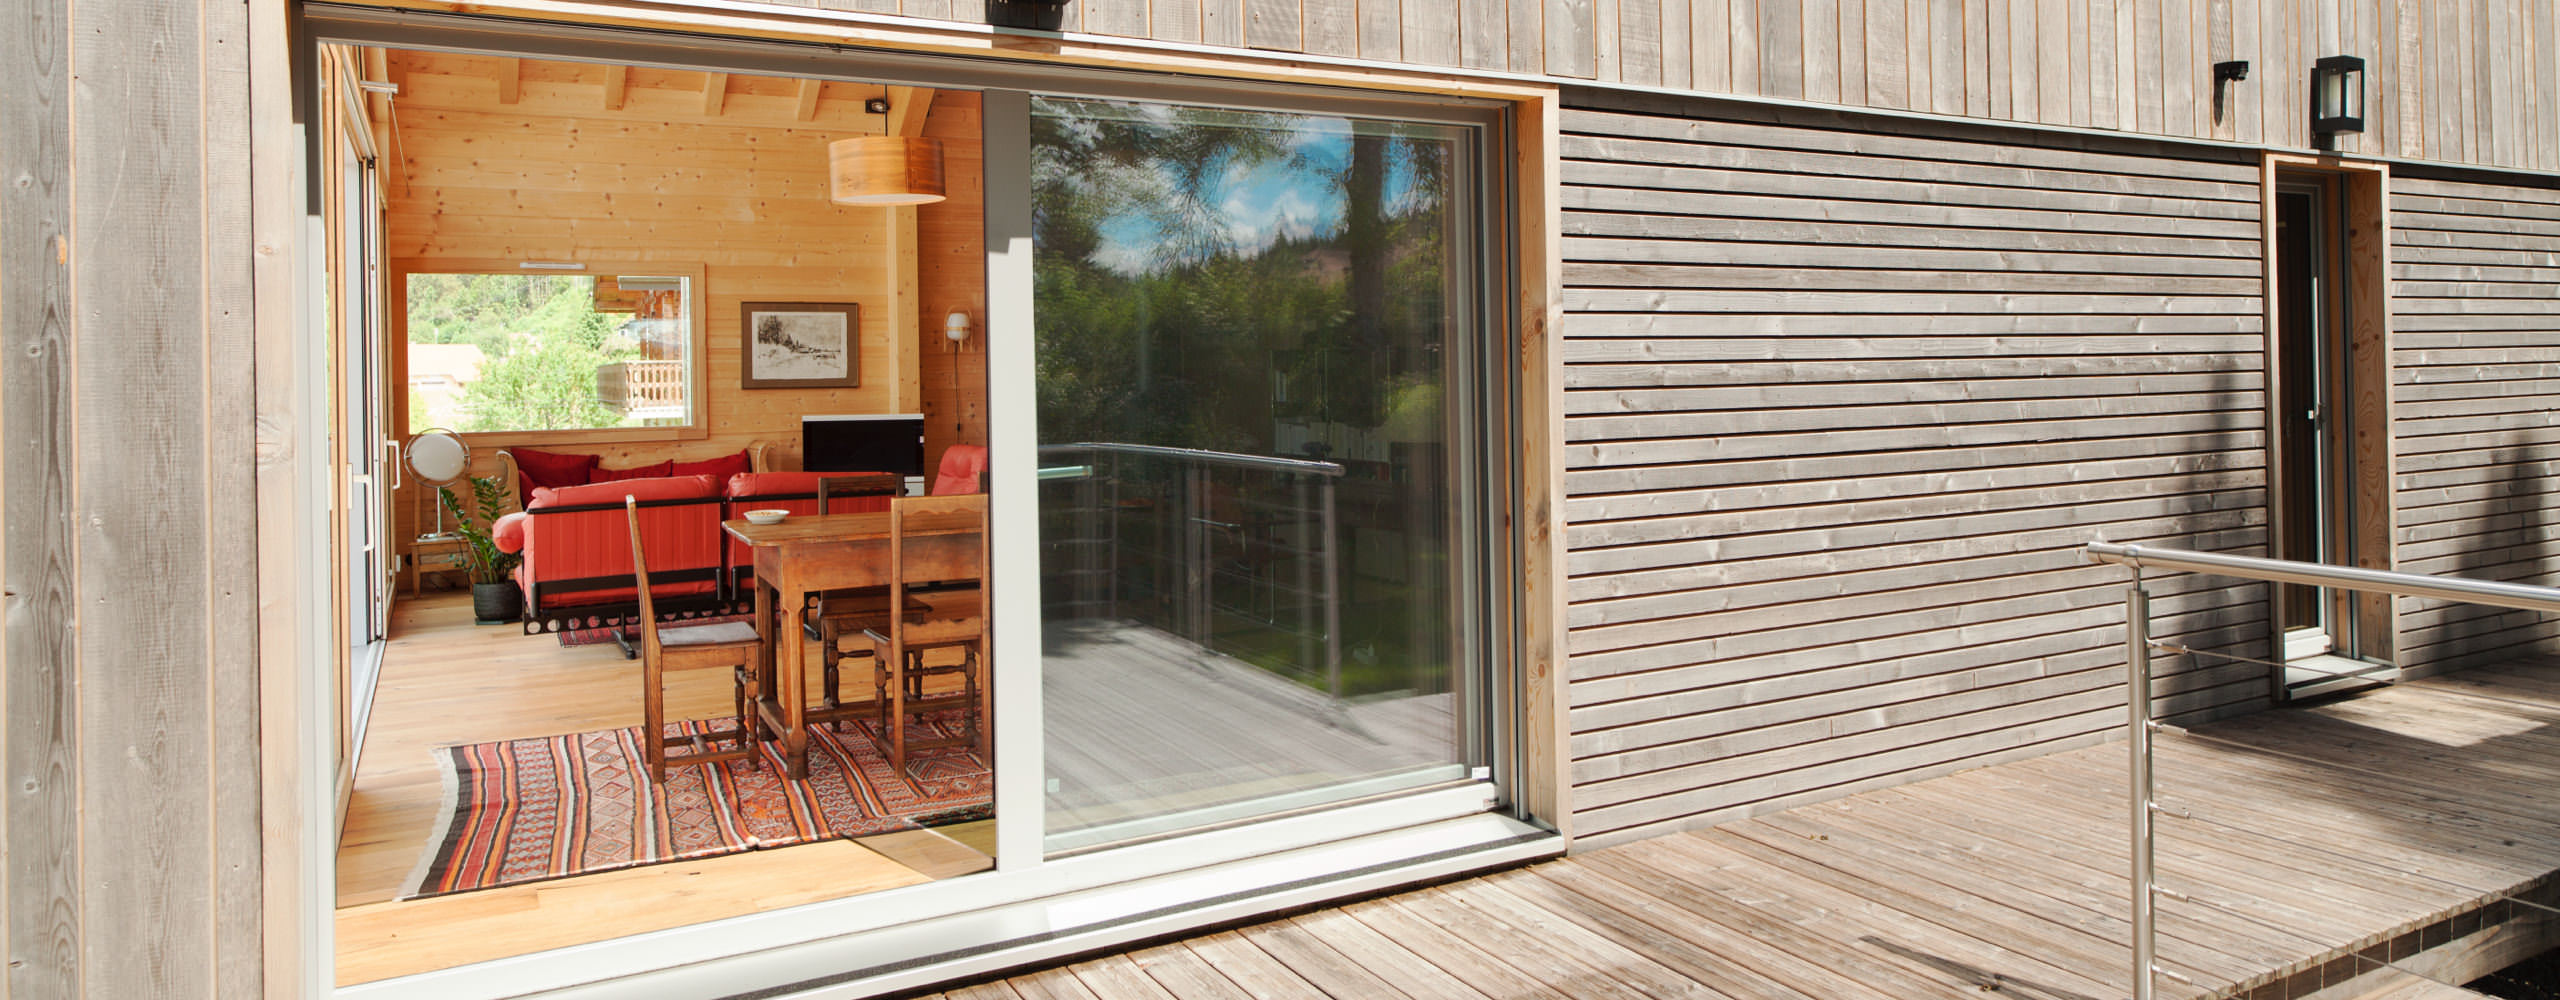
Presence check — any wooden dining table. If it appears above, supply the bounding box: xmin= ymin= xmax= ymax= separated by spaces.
xmin=721 ymin=510 xmax=979 ymax=778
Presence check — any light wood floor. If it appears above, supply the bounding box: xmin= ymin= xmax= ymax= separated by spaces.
xmin=929 ymin=661 xmax=2560 ymax=1000
xmin=335 ymin=590 xmax=991 ymax=986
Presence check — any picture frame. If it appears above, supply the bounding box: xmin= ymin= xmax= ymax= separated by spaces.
xmin=740 ymin=301 xmax=859 ymax=389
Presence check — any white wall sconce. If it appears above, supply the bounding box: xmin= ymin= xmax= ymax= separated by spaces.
xmin=944 ymin=309 xmax=972 ymax=345
xmin=2312 ymin=56 xmax=2366 ymax=144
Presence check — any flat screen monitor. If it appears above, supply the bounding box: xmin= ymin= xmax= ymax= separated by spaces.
xmin=802 ymin=413 xmax=925 ymax=476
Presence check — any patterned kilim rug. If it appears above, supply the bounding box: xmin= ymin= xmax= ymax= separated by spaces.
xmin=402 ymin=713 xmax=988 ymax=899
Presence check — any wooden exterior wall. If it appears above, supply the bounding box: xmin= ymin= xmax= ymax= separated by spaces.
xmin=1 ymin=0 xmax=268 ymax=996
xmin=797 ymin=0 xmax=2560 ymax=173
xmin=2387 ymin=170 xmax=2560 ymax=674
xmin=1555 ymin=87 xmax=2275 ymax=846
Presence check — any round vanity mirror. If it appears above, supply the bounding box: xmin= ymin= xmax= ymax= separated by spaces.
xmin=405 ymin=428 xmax=471 ymax=539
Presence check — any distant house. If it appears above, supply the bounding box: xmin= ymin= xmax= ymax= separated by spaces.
xmin=10 ymin=2 xmax=2560 ymax=999
xmin=404 ymin=342 xmax=485 ymax=431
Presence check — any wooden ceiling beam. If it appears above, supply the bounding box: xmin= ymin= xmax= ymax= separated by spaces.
xmin=794 ymin=78 xmax=822 ymax=121
xmin=885 ymin=86 xmax=937 ymax=136
xmin=601 ymin=64 xmax=628 ymax=111
xmin=496 ymin=56 xmax=521 ymax=104
xmin=701 ymin=71 xmax=729 ymax=116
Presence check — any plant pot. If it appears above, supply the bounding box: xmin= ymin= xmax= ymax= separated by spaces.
xmin=471 ymin=581 xmax=523 ymax=626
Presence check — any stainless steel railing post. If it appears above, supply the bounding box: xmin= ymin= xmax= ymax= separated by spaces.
xmin=2127 ymin=577 xmax=2156 ymax=1000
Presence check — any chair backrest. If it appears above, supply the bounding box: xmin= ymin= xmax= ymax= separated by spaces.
xmin=625 ymin=496 xmax=663 ymax=662
xmin=886 ymin=493 xmax=989 ymax=597
xmin=931 ymin=445 xmax=989 ymax=496
xmin=817 ymin=472 xmax=904 ymax=511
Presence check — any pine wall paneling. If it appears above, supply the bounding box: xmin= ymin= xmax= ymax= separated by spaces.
xmin=1557 ymin=88 xmax=2274 ymax=846
xmin=2387 ymin=171 xmax=2560 ymax=674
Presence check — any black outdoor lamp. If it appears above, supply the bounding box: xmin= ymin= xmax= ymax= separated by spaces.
xmin=2312 ymin=55 xmax=2366 ymax=145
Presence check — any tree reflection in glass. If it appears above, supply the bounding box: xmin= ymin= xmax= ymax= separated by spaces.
xmin=1032 ymin=97 xmax=1480 ymax=850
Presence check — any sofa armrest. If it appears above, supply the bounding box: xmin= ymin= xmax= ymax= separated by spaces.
xmin=492 ymin=511 xmax=529 ymax=553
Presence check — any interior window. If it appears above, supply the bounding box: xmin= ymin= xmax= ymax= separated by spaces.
xmin=402 ymin=271 xmax=698 ymax=434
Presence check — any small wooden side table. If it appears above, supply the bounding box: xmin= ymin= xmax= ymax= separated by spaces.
xmin=406 ymin=534 xmax=471 ymax=596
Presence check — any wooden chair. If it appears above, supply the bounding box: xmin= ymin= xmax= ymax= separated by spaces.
xmin=628 ymin=496 xmax=763 ymax=782
xmin=863 ymin=493 xmax=990 ymax=768
xmin=808 ymin=473 xmax=911 ymax=726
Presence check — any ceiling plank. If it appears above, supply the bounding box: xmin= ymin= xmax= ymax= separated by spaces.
xmin=794 ymin=78 xmax=823 ymax=121
xmin=496 ymin=56 xmax=521 ymax=105
xmin=702 ymin=71 xmax=729 ymax=116
xmin=601 ymin=64 xmax=628 ymax=111
xmin=885 ymin=86 xmax=938 ymax=136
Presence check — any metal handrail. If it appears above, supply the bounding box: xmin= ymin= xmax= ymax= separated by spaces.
xmin=2081 ymin=541 xmax=2560 ymax=1000
xmin=1038 ymin=441 xmax=1347 ymax=477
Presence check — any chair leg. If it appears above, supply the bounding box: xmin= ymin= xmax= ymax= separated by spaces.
xmin=819 ymin=619 xmax=842 ymax=717
xmin=643 ymin=651 xmax=668 ymax=784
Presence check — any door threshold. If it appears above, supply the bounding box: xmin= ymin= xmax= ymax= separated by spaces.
xmin=2285 ymin=653 xmax=2397 ymax=700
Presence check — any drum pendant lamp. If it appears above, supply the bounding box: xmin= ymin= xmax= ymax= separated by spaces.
xmin=830 ymin=85 xmax=945 ymax=207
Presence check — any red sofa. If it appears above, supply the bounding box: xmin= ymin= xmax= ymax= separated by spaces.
xmin=492 ymin=475 xmax=729 ymax=635
xmin=490 ymin=469 xmax=911 ymax=639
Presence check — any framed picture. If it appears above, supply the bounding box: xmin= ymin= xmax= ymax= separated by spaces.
xmin=741 ymin=301 xmax=859 ymax=389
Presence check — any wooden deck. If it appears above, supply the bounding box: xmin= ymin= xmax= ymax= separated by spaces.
xmin=923 ymin=660 xmax=2560 ymax=1000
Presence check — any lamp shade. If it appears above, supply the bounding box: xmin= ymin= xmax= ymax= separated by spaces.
xmin=829 ymin=135 xmax=947 ymax=206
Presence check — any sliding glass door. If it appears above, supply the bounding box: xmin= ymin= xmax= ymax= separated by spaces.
xmin=1030 ymin=96 xmax=1490 ymax=851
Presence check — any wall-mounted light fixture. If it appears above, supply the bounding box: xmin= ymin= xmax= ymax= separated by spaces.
xmin=944 ymin=309 xmax=972 ymax=345
xmin=2312 ymin=55 xmax=2366 ymax=143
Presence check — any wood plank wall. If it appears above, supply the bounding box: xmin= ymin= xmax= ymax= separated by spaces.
xmin=2 ymin=0 xmax=267 ymax=995
xmin=775 ymin=0 xmax=2560 ymax=174
xmin=1555 ymin=87 xmax=2274 ymax=846
xmin=919 ymin=96 xmax=989 ymax=466
xmin=2387 ymin=170 xmax=2560 ymax=674
xmin=380 ymin=53 xmax=983 ymax=538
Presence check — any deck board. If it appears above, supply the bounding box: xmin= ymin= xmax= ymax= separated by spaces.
xmin=945 ymin=664 xmax=2560 ymax=999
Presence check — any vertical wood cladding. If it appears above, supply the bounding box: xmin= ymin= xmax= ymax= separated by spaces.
xmin=2388 ymin=172 xmax=2560 ymax=673
xmin=4 ymin=0 xmax=266 ymax=995
xmin=1557 ymin=89 xmax=2272 ymax=845
xmin=851 ymin=0 xmax=2560 ymax=174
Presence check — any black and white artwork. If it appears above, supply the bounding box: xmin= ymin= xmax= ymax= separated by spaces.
xmin=740 ymin=302 xmax=859 ymax=388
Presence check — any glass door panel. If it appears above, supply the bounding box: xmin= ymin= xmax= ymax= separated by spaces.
xmin=1031 ymin=96 xmax=1482 ymax=851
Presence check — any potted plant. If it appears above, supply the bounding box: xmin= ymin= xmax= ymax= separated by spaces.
xmin=438 ymin=474 xmax=525 ymax=625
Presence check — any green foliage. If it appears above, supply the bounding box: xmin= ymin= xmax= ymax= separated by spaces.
xmin=458 ymin=335 xmax=627 ymax=433
xmin=437 ymin=475 xmax=521 ymax=586
xmin=405 ymin=273 xmax=645 ymax=433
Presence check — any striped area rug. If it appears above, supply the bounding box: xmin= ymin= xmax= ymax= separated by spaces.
xmin=402 ymin=714 xmax=989 ymax=899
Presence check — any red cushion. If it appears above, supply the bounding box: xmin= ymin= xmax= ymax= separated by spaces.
xmin=509 ymin=447 xmax=598 ymax=496
xmin=595 ymin=459 xmax=675 ymax=482
xmin=529 ymin=474 xmax=718 ymax=508
xmin=932 ymin=444 xmax=988 ymax=496
xmin=671 ymin=449 xmax=752 ymax=481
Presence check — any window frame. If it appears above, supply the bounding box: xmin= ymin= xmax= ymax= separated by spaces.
xmin=389 ymin=257 xmax=712 ymax=446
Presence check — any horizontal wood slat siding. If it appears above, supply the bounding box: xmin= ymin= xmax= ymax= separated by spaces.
xmin=1557 ymin=88 xmax=2270 ymax=846
xmin=2389 ymin=172 xmax=2560 ymax=675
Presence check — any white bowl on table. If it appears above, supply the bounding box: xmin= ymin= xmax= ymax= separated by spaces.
xmin=743 ymin=508 xmax=790 ymax=526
